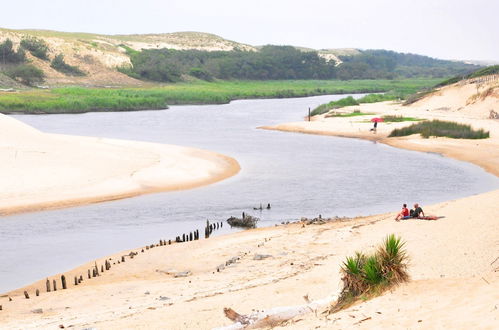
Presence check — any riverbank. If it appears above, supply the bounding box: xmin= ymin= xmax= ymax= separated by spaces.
xmin=0 ymin=113 xmax=240 ymax=215
xmin=0 ymin=78 xmax=438 ymax=113
xmin=1 ymin=187 xmax=498 ymax=329
xmin=1 ymin=81 xmax=498 ymax=328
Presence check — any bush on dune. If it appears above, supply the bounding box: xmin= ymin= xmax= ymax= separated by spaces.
xmin=389 ymin=120 xmax=489 ymax=139
xmin=333 ymin=234 xmax=409 ymax=312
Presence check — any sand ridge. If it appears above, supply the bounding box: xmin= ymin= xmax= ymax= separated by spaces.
xmin=0 ymin=113 xmax=240 ymax=215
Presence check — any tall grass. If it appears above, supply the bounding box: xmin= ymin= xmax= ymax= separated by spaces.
xmin=388 ymin=120 xmax=489 ymax=139
xmin=0 ymin=78 xmax=441 ymax=114
xmin=334 ymin=234 xmax=409 ymax=312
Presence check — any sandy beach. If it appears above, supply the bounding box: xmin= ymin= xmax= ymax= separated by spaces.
xmin=1 ymin=78 xmax=498 ymax=329
xmin=0 ymin=113 xmax=240 ymax=215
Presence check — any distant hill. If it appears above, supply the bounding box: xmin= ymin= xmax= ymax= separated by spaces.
xmin=0 ymin=27 xmax=480 ymax=87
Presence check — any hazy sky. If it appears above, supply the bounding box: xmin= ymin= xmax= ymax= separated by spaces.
xmin=2 ymin=0 xmax=498 ymax=61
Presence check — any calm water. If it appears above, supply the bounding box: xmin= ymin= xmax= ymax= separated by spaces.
xmin=2 ymin=94 xmax=498 ymax=292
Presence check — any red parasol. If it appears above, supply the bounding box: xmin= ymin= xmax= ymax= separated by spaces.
xmin=371 ymin=117 xmax=384 ymax=122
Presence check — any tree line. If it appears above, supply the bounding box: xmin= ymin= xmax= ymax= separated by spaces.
xmin=121 ymin=46 xmax=478 ymax=83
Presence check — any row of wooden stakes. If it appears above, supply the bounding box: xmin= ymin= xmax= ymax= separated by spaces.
xmin=0 ymin=220 xmax=225 ymax=311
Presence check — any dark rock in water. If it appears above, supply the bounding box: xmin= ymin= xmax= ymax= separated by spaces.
xmin=226 ymin=214 xmax=259 ymax=228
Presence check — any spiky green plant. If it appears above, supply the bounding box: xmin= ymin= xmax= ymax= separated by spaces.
xmin=335 ymin=235 xmax=409 ymax=312
xmin=362 ymin=256 xmax=382 ymax=286
xmin=377 ymin=234 xmax=409 ymax=284
xmin=341 ymin=252 xmax=367 ymax=295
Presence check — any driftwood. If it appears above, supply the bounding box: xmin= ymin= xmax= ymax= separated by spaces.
xmin=227 ymin=215 xmax=259 ymax=228
xmin=215 ymin=293 xmax=339 ymax=329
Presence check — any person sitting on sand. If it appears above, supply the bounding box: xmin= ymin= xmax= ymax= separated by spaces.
xmin=410 ymin=203 xmax=425 ymax=218
xmin=395 ymin=203 xmax=410 ymax=221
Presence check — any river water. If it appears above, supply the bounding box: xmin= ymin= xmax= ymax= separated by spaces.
xmin=1 ymin=94 xmax=498 ymax=292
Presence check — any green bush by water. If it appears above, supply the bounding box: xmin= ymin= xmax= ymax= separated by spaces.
xmin=388 ymin=120 xmax=489 ymax=139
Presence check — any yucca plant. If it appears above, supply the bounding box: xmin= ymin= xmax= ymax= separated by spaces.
xmin=362 ymin=256 xmax=383 ymax=286
xmin=377 ymin=234 xmax=409 ymax=284
xmin=335 ymin=235 xmax=410 ymax=312
xmin=340 ymin=252 xmax=367 ymax=295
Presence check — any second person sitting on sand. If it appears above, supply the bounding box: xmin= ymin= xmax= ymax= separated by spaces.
xmin=410 ymin=203 xmax=425 ymax=218
xmin=395 ymin=203 xmax=410 ymax=221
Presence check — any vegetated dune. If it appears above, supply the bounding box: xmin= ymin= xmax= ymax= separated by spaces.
xmin=409 ymin=74 xmax=499 ymax=119
xmin=0 ymin=113 xmax=240 ymax=215
xmin=0 ymin=28 xmax=256 ymax=87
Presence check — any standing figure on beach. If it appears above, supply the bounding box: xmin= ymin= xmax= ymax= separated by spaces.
xmin=410 ymin=203 xmax=425 ymax=218
xmin=373 ymin=121 xmax=378 ymax=132
xmin=395 ymin=203 xmax=410 ymax=221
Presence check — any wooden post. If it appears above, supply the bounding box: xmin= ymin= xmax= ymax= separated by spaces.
xmin=61 ymin=275 xmax=67 ymax=289
xmin=95 ymin=262 xmax=99 ymax=276
xmin=74 ymin=276 xmax=78 ymax=286
xmin=189 ymin=232 xmax=193 ymax=241
xmin=88 ymin=269 xmax=91 ymax=279
xmin=24 ymin=291 xmax=29 ymax=299
xmin=36 ymin=289 xmax=40 ymax=296
xmin=121 ymin=256 xmax=125 ymax=262
xmin=169 ymin=239 xmax=172 ymax=245
xmin=53 ymin=279 xmax=57 ymax=291
xmin=101 ymin=265 xmax=104 ymax=273
xmin=79 ymin=275 xmax=83 ymax=283
xmin=308 ymin=107 xmax=311 ymax=121
xmin=182 ymin=234 xmax=185 ymax=242
xmin=0 ymin=305 xmax=2 ymax=310
xmin=46 ymin=279 xmax=51 ymax=292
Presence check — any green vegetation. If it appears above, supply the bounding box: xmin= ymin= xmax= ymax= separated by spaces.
xmin=0 ymin=39 xmax=26 ymax=64
xmin=122 ymin=46 xmax=478 ymax=83
xmin=336 ymin=49 xmax=478 ymax=80
xmin=327 ymin=110 xmax=374 ymax=118
xmin=20 ymin=37 xmax=50 ymax=60
xmin=312 ymin=96 xmax=359 ymax=115
xmin=381 ymin=115 xmax=421 ymax=122
xmin=333 ymin=235 xmax=409 ymax=312
xmin=435 ymin=65 xmax=499 ymax=88
xmin=310 ymin=78 xmax=436 ymax=116
xmin=50 ymin=54 xmax=85 ymax=76
xmin=388 ymin=120 xmax=489 ymax=139
xmin=0 ymin=79 xmax=440 ymax=113
xmin=6 ymin=64 xmax=44 ymax=86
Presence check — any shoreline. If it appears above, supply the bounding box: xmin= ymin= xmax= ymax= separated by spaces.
xmin=2 ymin=83 xmax=499 ymax=328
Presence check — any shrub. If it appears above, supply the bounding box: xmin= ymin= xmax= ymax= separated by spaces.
xmin=311 ymin=96 xmax=359 ymax=115
xmin=389 ymin=120 xmax=489 ymax=139
xmin=6 ymin=64 xmax=45 ymax=86
xmin=50 ymin=54 xmax=85 ymax=76
xmin=20 ymin=37 xmax=50 ymax=60
xmin=189 ymin=67 xmax=213 ymax=81
xmin=0 ymin=39 xmax=26 ymax=64
xmin=335 ymin=234 xmax=409 ymax=311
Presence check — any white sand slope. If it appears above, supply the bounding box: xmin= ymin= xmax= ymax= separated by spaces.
xmin=0 ymin=114 xmax=240 ymax=215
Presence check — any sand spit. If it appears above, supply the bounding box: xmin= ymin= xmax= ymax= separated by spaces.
xmin=0 ymin=113 xmax=240 ymax=215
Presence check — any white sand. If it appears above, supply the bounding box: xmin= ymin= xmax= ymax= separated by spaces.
xmin=0 ymin=113 xmax=240 ymax=215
